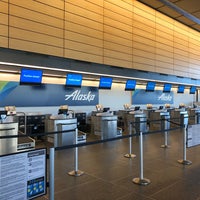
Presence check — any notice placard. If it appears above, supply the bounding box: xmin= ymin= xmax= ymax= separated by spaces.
xmin=0 ymin=148 xmax=46 ymax=200
xmin=187 ymin=124 xmax=200 ymax=147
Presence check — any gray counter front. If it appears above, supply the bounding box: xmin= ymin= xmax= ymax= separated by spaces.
xmin=45 ymin=118 xmax=77 ymax=147
xmin=91 ymin=115 xmax=118 ymax=140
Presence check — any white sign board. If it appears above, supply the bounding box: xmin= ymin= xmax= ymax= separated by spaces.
xmin=187 ymin=124 xmax=200 ymax=147
xmin=0 ymin=148 xmax=46 ymax=200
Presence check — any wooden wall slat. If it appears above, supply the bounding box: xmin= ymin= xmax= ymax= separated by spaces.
xmin=65 ymin=49 xmax=103 ymax=63
xmin=2 ymin=0 xmax=200 ymax=79
xmin=65 ymin=12 xmax=103 ymax=31
xmin=10 ymin=38 xmax=63 ymax=56
xmin=10 ymin=16 xmax=63 ymax=38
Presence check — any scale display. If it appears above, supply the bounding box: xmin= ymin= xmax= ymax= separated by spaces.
xmin=0 ymin=148 xmax=46 ymax=200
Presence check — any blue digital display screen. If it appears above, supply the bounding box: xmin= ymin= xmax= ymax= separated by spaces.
xmin=20 ymin=69 xmax=43 ymax=85
xmin=177 ymin=85 xmax=185 ymax=93
xmin=163 ymin=83 xmax=172 ymax=93
xmin=99 ymin=77 xmax=112 ymax=89
xmin=125 ymin=80 xmax=136 ymax=91
xmin=66 ymin=73 xmax=82 ymax=87
xmin=190 ymin=86 xmax=196 ymax=94
xmin=146 ymin=81 xmax=156 ymax=92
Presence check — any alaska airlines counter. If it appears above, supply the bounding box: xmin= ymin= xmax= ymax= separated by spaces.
xmin=91 ymin=113 xmax=118 ymax=140
xmin=0 ymin=122 xmax=18 ymax=155
xmin=45 ymin=118 xmax=77 ymax=147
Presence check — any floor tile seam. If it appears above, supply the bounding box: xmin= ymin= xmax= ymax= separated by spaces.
xmin=148 ymin=179 xmax=182 ymax=198
xmin=54 ymin=177 xmax=101 ymax=195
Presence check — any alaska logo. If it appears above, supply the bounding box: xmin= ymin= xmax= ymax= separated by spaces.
xmin=157 ymin=93 xmax=172 ymax=101
xmin=65 ymin=90 xmax=95 ymax=102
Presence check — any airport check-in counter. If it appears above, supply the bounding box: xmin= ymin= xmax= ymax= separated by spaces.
xmin=45 ymin=118 xmax=78 ymax=147
xmin=170 ymin=109 xmax=188 ymax=127
xmin=126 ymin=112 xmax=147 ymax=134
xmin=91 ymin=113 xmax=119 ymax=140
xmin=149 ymin=110 xmax=170 ymax=131
xmin=0 ymin=122 xmax=18 ymax=155
xmin=188 ymin=108 xmax=200 ymax=125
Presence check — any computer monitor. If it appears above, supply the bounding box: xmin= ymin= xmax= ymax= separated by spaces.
xmin=125 ymin=80 xmax=136 ymax=91
xmin=20 ymin=68 xmax=43 ymax=85
xmin=190 ymin=86 xmax=196 ymax=94
xmin=146 ymin=81 xmax=156 ymax=92
xmin=163 ymin=83 xmax=172 ymax=93
xmin=99 ymin=77 xmax=112 ymax=89
xmin=177 ymin=85 xmax=185 ymax=93
xmin=66 ymin=73 xmax=82 ymax=87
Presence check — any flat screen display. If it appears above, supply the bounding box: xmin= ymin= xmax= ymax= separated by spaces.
xmin=66 ymin=73 xmax=82 ymax=87
xmin=163 ymin=83 xmax=172 ymax=93
xmin=20 ymin=68 xmax=43 ymax=85
xmin=146 ymin=81 xmax=156 ymax=92
xmin=125 ymin=80 xmax=136 ymax=91
xmin=177 ymin=85 xmax=185 ymax=93
xmin=99 ymin=77 xmax=112 ymax=89
xmin=190 ymin=86 xmax=196 ymax=94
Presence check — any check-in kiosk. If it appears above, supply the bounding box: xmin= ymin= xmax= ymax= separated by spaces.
xmin=188 ymin=108 xmax=200 ymax=124
xmin=170 ymin=109 xmax=188 ymax=127
xmin=149 ymin=110 xmax=170 ymax=131
xmin=45 ymin=105 xmax=86 ymax=147
xmin=126 ymin=111 xmax=147 ymax=134
xmin=91 ymin=105 xmax=120 ymax=139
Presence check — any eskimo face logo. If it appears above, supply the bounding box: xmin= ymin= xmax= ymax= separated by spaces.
xmin=157 ymin=93 xmax=172 ymax=101
xmin=65 ymin=90 xmax=95 ymax=102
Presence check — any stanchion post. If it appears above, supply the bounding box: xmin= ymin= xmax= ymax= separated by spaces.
xmin=161 ymin=115 xmax=170 ymax=148
xmin=178 ymin=113 xmax=192 ymax=165
xmin=49 ymin=147 xmax=55 ymax=200
xmin=124 ymin=122 xmax=136 ymax=158
xmin=68 ymin=128 xmax=84 ymax=176
xmin=132 ymin=131 xmax=150 ymax=186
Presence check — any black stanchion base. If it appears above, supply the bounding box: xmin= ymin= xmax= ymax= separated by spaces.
xmin=68 ymin=170 xmax=84 ymax=177
xmin=160 ymin=144 xmax=170 ymax=148
xmin=177 ymin=159 xmax=192 ymax=165
xmin=132 ymin=177 xmax=151 ymax=186
xmin=124 ymin=153 xmax=136 ymax=158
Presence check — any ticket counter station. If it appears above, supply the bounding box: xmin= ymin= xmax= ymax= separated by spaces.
xmin=0 ymin=122 xmax=18 ymax=155
xmin=45 ymin=118 xmax=78 ymax=147
xmin=170 ymin=109 xmax=188 ymax=127
xmin=126 ymin=112 xmax=147 ymax=134
xmin=91 ymin=113 xmax=118 ymax=140
xmin=149 ymin=110 xmax=170 ymax=131
xmin=188 ymin=109 xmax=200 ymax=125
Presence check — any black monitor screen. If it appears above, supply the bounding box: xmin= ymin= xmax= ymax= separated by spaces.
xmin=20 ymin=68 xmax=43 ymax=85
xmin=146 ymin=81 xmax=156 ymax=92
xmin=190 ymin=86 xmax=196 ymax=94
xmin=177 ymin=85 xmax=185 ymax=93
xmin=66 ymin=73 xmax=82 ymax=87
xmin=163 ymin=83 xmax=172 ymax=93
xmin=125 ymin=80 xmax=136 ymax=91
xmin=99 ymin=77 xmax=112 ymax=89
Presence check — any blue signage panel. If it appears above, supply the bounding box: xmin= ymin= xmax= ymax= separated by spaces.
xmin=132 ymin=89 xmax=174 ymax=104
xmin=0 ymin=81 xmax=99 ymax=107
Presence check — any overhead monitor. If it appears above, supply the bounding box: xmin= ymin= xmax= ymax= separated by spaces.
xmin=125 ymin=80 xmax=136 ymax=91
xmin=20 ymin=68 xmax=43 ymax=85
xmin=163 ymin=83 xmax=172 ymax=93
xmin=66 ymin=73 xmax=82 ymax=87
xmin=190 ymin=86 xmax=196 ymax=94
xmin=146 ymin=81 xmax=156 ymax=92
xmin=99 ymin=77 xmax=112 ymax=89
xmin=177 ymin=85 xmax=185 ymax=93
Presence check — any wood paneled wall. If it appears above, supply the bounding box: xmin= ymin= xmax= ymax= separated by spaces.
xmin=1 ymin=0 xmax=200 ymax=79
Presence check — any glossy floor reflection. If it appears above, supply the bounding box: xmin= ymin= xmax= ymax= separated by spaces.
xmin=37 ymin=129 xmax=200 ymax=200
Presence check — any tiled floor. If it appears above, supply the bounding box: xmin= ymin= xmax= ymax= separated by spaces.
xmin=37 ymin=129 xmax=200 ymax=200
